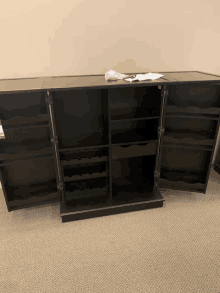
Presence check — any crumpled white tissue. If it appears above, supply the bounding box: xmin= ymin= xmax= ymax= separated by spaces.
xmin=105 ymin=69 xmax=130 ymax=81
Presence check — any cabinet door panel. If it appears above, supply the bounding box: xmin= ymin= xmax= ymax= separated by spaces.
xmin=0 ymin=156 xmax=59 ymax=210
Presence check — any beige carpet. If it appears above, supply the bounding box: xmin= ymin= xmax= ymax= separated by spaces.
xmin=1 ymin=167 xmax=220 ymax=293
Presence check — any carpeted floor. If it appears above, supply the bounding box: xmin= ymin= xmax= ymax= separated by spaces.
xmin=0 ymin=167 xmax=220 ymax=293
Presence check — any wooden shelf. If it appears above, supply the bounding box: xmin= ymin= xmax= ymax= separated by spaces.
xmin=1 ymin=114 xmax=50 ymax=128
xmin=7 ymin=180 xmax=58 ymax=203
xmin=9 ymin=191 xmax=59 ymax=211
xmin=163 ymin=134 xmax=214 ymax=147
xmin=166 ymin=105 xmax=219 ymax=119
xmin=159 ymin=178 xmax=205 ymax=193
xmin=111 ymin=116 xmax=160 ymax=123
xmin=0 ymin=147 xmax=54 ymax=161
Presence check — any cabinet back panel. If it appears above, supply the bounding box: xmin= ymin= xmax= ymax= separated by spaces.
xmin=0 ymin=92 xmax=47 ymax=121
xmin=110 ymin=86 xmax=161 ymax=119
xmin=112 ymin=155 xmax=155 ymax=186
xmin=168 ymin=84 xmax=220 ymax=108
xmin=52 ymin=89 xmax=108 ymax=148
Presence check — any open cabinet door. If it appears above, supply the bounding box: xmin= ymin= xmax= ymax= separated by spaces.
xmin=0 ymin=91 xmax=60 ymax=211
xmin=159 ymin=83 xmax=220 ymax=193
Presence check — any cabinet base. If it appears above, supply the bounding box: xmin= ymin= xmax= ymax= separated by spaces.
xmin=60 ymin=191 xmax=164 ymax=223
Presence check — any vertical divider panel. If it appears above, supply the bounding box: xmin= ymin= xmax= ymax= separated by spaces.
xmin=45 ymin=91 xmax=65 ymax=202
xmin=108 ymin=89 xmax=112 ymax=203
xmin=0 ymin=168 xmax=11 ymax=212
xmin=204 ymin=91 xmax=220 ymax=192
xmin=154 ymin=85 xmax=169 ymax=192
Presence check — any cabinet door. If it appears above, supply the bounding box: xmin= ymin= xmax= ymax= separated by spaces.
xmin=160 ymin=83 xmax=220 ymax=193
xmin=0 ymin=91 xmax=60 ymax=210
xmin=0 ymin=91 xmax=52 ymax=163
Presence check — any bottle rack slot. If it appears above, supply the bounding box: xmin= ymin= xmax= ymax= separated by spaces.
xmin=63 ymin=161 xmax=107 ymax=182
xmin=60 ymin=147 xmax=108 ymax=165
xmin=64 ymin=171 xmax=107 ymax=182
xmin=65 ymin=177 xmax=107 ymax=196
xmin=62 ymin=156 xmax=107 ymax=166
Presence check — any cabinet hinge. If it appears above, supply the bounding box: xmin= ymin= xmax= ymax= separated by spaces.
xmin=158 ymin=127 xmax=164 ymax=134
xmin=57 ymin=183 xmax=64 ymax=190
xmin=162 ymin=90 xmax=169 ymax=96
xmin=45 ymin=96 xmax=53 ymax=104
xmin=154 ymin=171 xmax=160 ymax=178
xmin=51 ymin=136 xmax=58 ymax=144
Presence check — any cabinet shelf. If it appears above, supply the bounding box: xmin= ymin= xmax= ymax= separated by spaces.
xmin=111 ymin=116 xmax=160 ymax=123
xmin=64 ymin=177 xmax=107 ymax=196
xmin=7 ymin=180 xmax=58 ymax=203
xmin=0 ymin=147 xmax=54 ymax=162
xmin=166 ymin=105 xmax=219 ymax=119
xmin=1 ymin=114 xmax=50 ymax=129
xmin=59 ymin=145 xmax=109 ymax=153
xmin=163 ymin=134 xmax=214 ymax=147
xmin=164 ymin=117 xmax=218 ymax=143
xmin=159 ymin=178 xmax=205 ymax=193
xmin=9 ymin=191 xmax=59 ymax=211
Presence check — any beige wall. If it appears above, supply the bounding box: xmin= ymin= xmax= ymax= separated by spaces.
xmin=1 ymin=0 xmax=220 ymax=78
xmin=0 ymin=0 xmax=220 ymax=191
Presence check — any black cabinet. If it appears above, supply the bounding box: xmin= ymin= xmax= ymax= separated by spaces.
xmin=0 ymin=71 xmax=220 ymax=223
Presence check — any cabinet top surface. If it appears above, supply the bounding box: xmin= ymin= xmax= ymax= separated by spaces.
xmin=1 ymin=71 xmax=220 ymax=93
